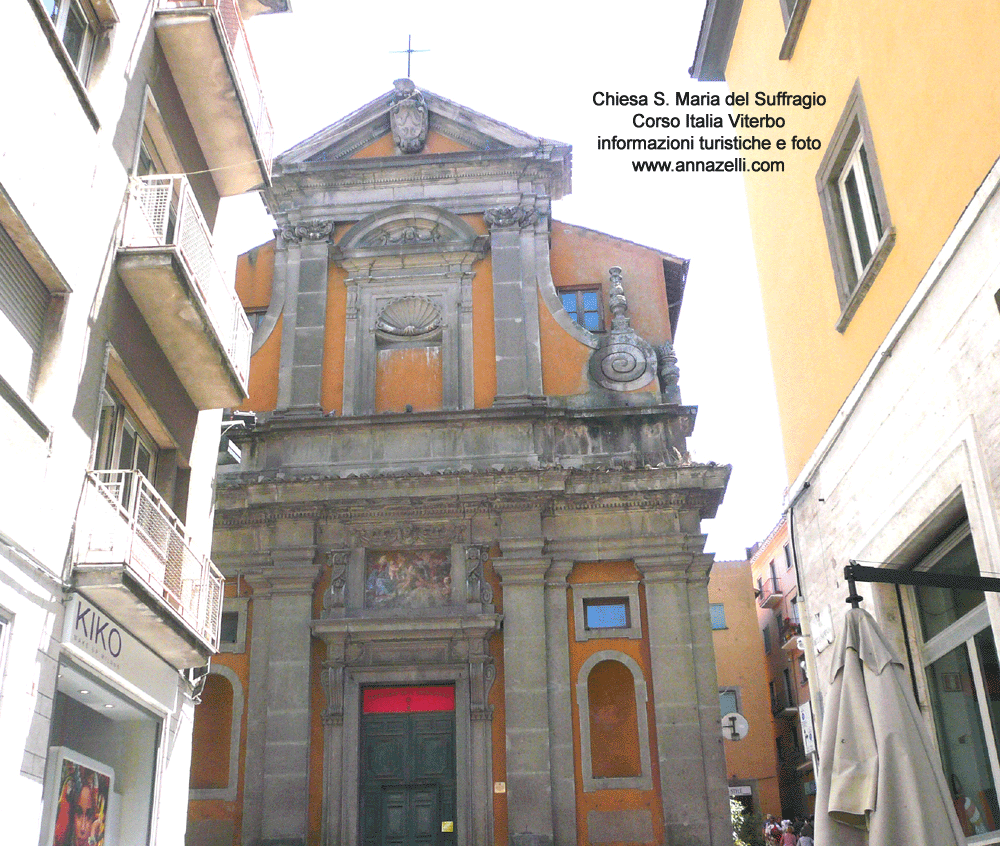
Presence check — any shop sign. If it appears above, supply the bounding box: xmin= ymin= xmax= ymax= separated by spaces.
xmin=729 ymin=786 xmax=752 ymax=797
xmin=63 ymin=594 xmax=177 ymax=710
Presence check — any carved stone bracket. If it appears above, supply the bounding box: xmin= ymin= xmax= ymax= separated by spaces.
xmin=465 ymin=545 xmax=493 ymax=604
xmin=483 ymin=206 xmax=538 ymax=230
xmin=278 ymin=219 xmax=335 ymax=245
xmin=322 ymin=550 xmax=350 ymax=614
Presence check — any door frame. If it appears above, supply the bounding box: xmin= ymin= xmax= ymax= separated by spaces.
xmin=334 ymin=666 xmax=479 ymax=846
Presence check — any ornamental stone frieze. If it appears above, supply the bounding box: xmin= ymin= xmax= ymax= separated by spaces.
xmin=483 ymin=205 xmax=539 ymax=230
xmin=277 ymin=219 xmax=335 ymax=245
xmin=588 ymin=267 xmax=659 ymax=392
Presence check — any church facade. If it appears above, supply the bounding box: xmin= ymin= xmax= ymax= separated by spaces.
xmin=187 ymin=81 xmax=731 ymax=846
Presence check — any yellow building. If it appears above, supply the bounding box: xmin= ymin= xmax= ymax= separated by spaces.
xmin=695 ymin=3 xmax=1000 ymax=841
xmin=188 ymin=81 xmax=735 ymax=846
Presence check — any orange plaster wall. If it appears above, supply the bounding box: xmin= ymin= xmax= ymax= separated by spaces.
xmin=236 ymin=240 xmax=280 ymax=413
xmin=374 ymin=347 xmax=443 ymax=412
xmin=352 ymin=129 xmax=475 ymax=159
xmin=566 ymin=561 xmax=665 ymax=846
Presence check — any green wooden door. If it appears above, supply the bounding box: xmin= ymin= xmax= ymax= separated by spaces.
xmin=361 ymin=711 xmax=456 ymax=846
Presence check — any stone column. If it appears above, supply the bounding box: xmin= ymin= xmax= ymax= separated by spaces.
xmin=484 ymin=206 xmax=543 ymax=405
xmin=544 ymin=560 xmax=576 ymax=846
xmin=276 ymin=221 xmax=334 ymax=413
xmin=635 ymin=549 xmax=730 ymax=846
xmin=244 ymin=555 xmax=320 ymax=846
xmin=494 ymin=518 xmax=553 ymax=846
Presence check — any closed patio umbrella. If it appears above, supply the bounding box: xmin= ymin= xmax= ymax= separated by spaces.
xmin=814 ymin=607 xmax=966 ymax=846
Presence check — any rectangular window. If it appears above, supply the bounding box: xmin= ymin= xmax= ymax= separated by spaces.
xmin=584 ymin=598 xmax=630 ymax=630
xmin=559 ymin=287 xmax=603 ymax=331
xmin=42 ymin=0 xmax=97 ymax=79
xmin=784 ymin=543 xmax=793 ymax=570
xmin=816 ymin=82 xmax=894 ymax=331
xmin=0 ymin=223 xmax=51 ymax=399
xmin=219 ymin=612 xmax=240 ymax=645
xmin=719 ymin=688 xmax=739 ymax=717
xmin=763 ymin=622 xmax=772 ymax=655
xmin=709 ymin=603 xmax=727 ymax=630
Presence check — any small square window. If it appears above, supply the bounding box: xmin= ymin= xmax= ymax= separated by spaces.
xmin=584 ymin=598 xmax=630 ymax=630
xmin=219 ymin=611 xmax=240 ymax=644
xmin=719 ymin=688 xmax=739 ymax=717
xmin=709 ymin=603 xmax=727 ymax=630
xmin=559 ymin=287 xmax=604 ymax=331
xmin=245 ymin=308 xmax=268 ymax=332
xmin=816 ymin=82 xmax=895 ymax=331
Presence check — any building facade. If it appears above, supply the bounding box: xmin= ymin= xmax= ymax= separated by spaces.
xmin=0 ymin=1 xmax=283 ymax=843
xmin=694 ymin=2 xmax=1000 ymax=840
xmin=747 ymin=519 xmax=814 ymax=820
xmin=708 ymin=558 xmax=782 ymax=821
xmin=189 ymin=81 xmax=734 ymax=846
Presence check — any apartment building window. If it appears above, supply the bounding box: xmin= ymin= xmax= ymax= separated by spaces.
xmin=709 ymin=603 xmax=727 ymax=630
xmin=763 ymin=622 xmax=772 ymax=654
xmin=41 ymin=0 xmax=97 ymax=79
xmin=559 ymin=286 xmax=603 ymax=331
xmin=0 ymin=224 xmax=50 ymax=399
xmin=816 ymin=82 xmax=894 ymax=332
xmin=784 ymin=543 xmax=793 ymax=570
xmin=719 ymin=688 xmax=740 ymax=717
xmin=916 ymin=524 xmax=1000 ymax=837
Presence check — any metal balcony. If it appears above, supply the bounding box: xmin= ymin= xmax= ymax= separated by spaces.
xmin=758 ymin=576 xmax=784 ymax=608
xmin=154 ymin=0 xmax=273 ymax=195
xmin=117 ymin=174 xmax=251 ymax=409
xmin=72 ymin=470 xmax=224 ymax=667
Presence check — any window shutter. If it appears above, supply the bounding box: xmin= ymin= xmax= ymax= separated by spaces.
xmin=0 ymin=224 xmax=49 ymax=395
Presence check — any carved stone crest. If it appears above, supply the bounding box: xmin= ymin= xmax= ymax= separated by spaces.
xmin=278 ymin=220 xmax=334 ymax=245
xmin=588 ymin=267 xmax=658 ymax=392
xmin=390 ymin=79 xmax=428 ymax=154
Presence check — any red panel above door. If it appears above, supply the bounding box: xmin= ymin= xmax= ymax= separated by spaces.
xmin=363 ymin=685 xmax=456 ymax=714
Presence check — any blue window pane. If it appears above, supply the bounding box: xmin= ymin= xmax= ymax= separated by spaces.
xmin=581 ymin=291 xmax=600 ymax=310
xmin=583 ymin=311 xmax=601 ymax=330
xmin=710 ymin=603 xmax=726 ymax=630
xmin=585 ymin=600 xmax=628 ymax=629
xmin=561 ymin=293 xmax=578 ymax=315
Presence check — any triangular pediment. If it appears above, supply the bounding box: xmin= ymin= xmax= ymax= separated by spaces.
xmin=277 ymin=81 xmax=566 ymax=166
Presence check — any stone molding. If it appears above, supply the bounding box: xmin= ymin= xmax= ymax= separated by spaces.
xmin=483 ymin=205 xmax=539 ymax=230
xmin=588 ymin=268 xmax=658 ymax=393
xmin=277 ymin=219 xmax=335 ymax=244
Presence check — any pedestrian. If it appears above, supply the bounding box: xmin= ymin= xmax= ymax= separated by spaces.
xmin=797 ymin=821 xmax=814 ymax=846
xmin=780 ymin=820 xmax=797 ymax=846
xmin=764 ymin=815 xmax=782 ymax=846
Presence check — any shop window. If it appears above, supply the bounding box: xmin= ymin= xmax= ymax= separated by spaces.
xmin=45 ymin=661 xmax=160 ymax=846
xmin=916 ymin=525 xmax=1000 ymax=837
xmin=189 ymin=665 xmax=244 ymax=802
xmin=558 ymin=286 xmax=603 ymax=331
xmin=576 ymin=651 xmax=653 ymax=792
xmin=816 ymin=82 xmax=894 ymax=331
xmin=572 ymin=582 xmax=642 ymax=641
xmin=709 ymin=603 xmax=727 ymax=630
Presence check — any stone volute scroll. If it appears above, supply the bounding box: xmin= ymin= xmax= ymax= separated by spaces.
xmin=390 ymin=78 xmax=428 ymax=154
xmin=322 ymin=550 xmax=350 ymax=616
xmin=588 ymin=267 xmax=659 ymax=392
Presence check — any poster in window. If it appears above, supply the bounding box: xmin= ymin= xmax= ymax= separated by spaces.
xmin=44 ymin=747 xmax=115 ymax=846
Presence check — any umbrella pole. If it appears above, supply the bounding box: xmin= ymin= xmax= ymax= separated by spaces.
xmin=846 ymin=573 xmax=862 ymax=608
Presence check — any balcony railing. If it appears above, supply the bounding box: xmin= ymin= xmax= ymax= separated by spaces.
xmin=156 ymin=0 xmax=273 ymax=176
xmin=74 ymin=470 xmax=223 ymax=651
xmin=758 ymin=576 xmax=784 ymax=608
xmin=122 ymin=174 xmax=252 ymax=388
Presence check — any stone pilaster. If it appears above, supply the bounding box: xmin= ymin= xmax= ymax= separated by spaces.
xmin=634 ymin=550 xmax=730 ymax=846
xmin=484 ymin=206 xmax=544 ymax=405
xmin=243 ymin=555 xmax=321 ymax=846
xmin=275 ymin=221 xmax=334 ymax=413
xmin=545 ymin=560 xmax=576 ymax=846
xmin=494 ymin=528 xmax=553 ymax=846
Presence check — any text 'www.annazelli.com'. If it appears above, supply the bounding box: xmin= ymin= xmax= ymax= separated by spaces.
xmin=631 ymin=158 xmax=785 ymax=173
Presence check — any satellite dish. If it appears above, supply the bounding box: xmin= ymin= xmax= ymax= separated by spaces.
xmin=722 ymin=712 xmax=749 ymax=741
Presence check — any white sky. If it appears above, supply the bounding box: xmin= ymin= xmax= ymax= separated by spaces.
xmin=215 ymin=0 xmax=788 ymax=559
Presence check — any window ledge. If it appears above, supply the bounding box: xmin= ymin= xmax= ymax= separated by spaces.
xmin=0 ymin=373 xmax=50 ymax=441
xmin=835 ymin=226 xmax=896 ymax=333
xmin=27 ymin=0 xmax=101 ymax=131
xmin=779 ymin=0 xmax=811 ymax=60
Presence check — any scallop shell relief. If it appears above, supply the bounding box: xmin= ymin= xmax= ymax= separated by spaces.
xmin=588 ymin=267 xmax=658 ymax=392
xmin=375 ymin=296 xmax=443 ymax=341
